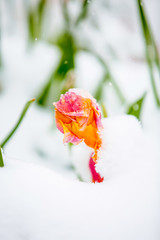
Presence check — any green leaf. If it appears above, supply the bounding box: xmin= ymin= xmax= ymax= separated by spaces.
xmin=76 ymin=0 xmax=92 ymax=25
xmin=27 ymin=0 xmax=46 ymax=42
xmin=0 ymin=146 xmax=4 ymax=167
xmin=37 ymin=75 xmax=54 ymax=106
xmin=37 ymin=0 xmax=46 ymax=38
xmin=127 ymin=93 xmax=146 ymax=120
xmin=137 ymin=0 xmax=160 ymax=106
xmin=37 ymin=32 xmax=76 ymax=106
xmin=1 ymin=98 xmax=35 ymax=148
xmin=28 ymin=10 xmax=36 ymax=41
xmin=100 ymin=102 xmax=108 ymax=118
xmin=61 ymin=0 xmax=70 ymax=28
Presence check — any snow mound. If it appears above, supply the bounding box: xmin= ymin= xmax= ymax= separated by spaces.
xmin=96 ymin=115 xmax=144 ymax=179
xmin=72 ymin=114 xmax=148 ymax=181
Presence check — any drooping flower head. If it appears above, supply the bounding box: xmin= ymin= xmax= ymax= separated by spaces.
xmin=53 ymin=88 xmax=104 ymax=182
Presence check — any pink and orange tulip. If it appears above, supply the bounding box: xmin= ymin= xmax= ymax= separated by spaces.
xmin=53 ymin=89 xmax=104 ymax=182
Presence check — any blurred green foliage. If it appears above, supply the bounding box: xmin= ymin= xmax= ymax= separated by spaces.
xmin=127 ymin=93 xmax=146 ymax=120
xmin=26 ymin=0 xmax=160 ymax=121
xmin=36 ymin=0 xmax=95 ymax=107
xmin=137 ymin=0 xmax=160 ymax=106
xmin=28 ymin=0 xmax=126 ymax=110
xmin=28 ymin=0 xmax=46 ymax=41
xmin=76 ymin=0 xmax=92 ymax=25
xmin=37 ymin=31 xmax=76 ymax=106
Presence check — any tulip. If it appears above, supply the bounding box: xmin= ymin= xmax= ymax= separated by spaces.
xmin=53 ymin=88 xmax=104 ymax=182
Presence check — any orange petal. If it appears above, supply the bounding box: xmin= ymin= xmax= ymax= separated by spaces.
xmin=76 ymin=116 xmax=89 ymax=130
xmin=60 ymin=120 xmax=82 ymax=145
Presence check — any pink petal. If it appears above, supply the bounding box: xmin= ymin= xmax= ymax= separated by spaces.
xmin=89 ymin=155 xmax=104 ymax=183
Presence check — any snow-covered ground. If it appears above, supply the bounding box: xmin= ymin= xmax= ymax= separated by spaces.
xmin=0 ymin=0 xmax=160 ymax=239
xmin=0 ymin=114 xmax=159 ymax=240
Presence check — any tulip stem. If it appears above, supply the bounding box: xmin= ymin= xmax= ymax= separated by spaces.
xmin=1 ymin=98 xmax=35 ymax=148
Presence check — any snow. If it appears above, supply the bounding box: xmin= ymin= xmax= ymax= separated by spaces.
xmin=71 ymin=142 xmax=93 ymax=182
xmin=97 ymin=115 xmax=144 ymax=179
xmin=0 ymin=141 xmax=159 ymax=240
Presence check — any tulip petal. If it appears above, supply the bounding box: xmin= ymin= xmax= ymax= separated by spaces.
xmin=89 ymin=156 xmax=104 ymax=183
xmin=60 ymin=121 xmax=82 ymax=145
xmin=92 ymin=106 xmax=103 ymax=130
xmin=55 ymin=110 xmax=72 ymax=133
xmin=76 ymin=116 xmax=89 ymax=131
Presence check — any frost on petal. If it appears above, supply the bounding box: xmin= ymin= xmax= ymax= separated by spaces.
xmin=54 ymin=92 xmax=90 ymax=118
xmin=53 ymin=88 xmax=104 ymax=164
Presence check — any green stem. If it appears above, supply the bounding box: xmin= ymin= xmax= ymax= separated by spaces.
xmin=1 ymin=98 xmax=35 ymax=148
xmin=0 ymin=146 xmax=4 ymax=167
